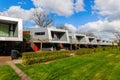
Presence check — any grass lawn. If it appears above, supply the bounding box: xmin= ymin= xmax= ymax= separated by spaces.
xmin=17 ymin=48 xmax=120 ymax=80
xmin=0 ymin=65 xmax=20 ymax=80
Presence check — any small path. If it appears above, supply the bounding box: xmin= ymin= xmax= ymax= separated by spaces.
xmin=0 ymin=53 xmax=75 ymax=79
xmin=0 ymin=56 xmax=31 ymax=80
xmin=0 ymin=56 xmax=11 ymax=62
xmin=0 ymin=62 xmax=7 ymax=66
xmin=6 ymin=61 xmax=31 ymax=80
xmin=0 ymin=56 xmax=11 ymax=66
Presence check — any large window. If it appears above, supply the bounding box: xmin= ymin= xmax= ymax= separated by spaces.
xmin=35 ymin=32 xmax=45 ymax=35
xmin=0 ymin=22 xmax=17 ymax=37
xmin=0 ymin=23 xmax=9 ymax=37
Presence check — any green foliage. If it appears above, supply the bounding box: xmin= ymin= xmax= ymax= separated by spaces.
xmin=22 ymin=50 xmax=70 ymax=65
xmin=75 ymin=48 xmax=92 ymax=55
xmin=23 ymin=34 xmax=30 ymax=41
xmin=17 ymin=48 xmax=120 ymax=80
xmin=0 ymin=65 xmax=20 ymax=80
xmin=76 ymin=47 xmax=118 ymax=55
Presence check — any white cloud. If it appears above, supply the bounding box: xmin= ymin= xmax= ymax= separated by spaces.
xmin=80 ymin=20 xmax=120 ymax=32
xmin=63 ymin=21 xmax=118 ymax=40
xmin=99 ymin=32 xmax=116 ymax=40
xmin=0 ymin=6 xmax=44 ymax=21
xmin=80 ymin=0 xmax=120 ymax=40
xmin=0 ymin=0 xmax=85 ymax=20
xmin=0 ymin=6 xmax=45 ymax=28
xmin=64 ymin=23 xmax=77 ymax=32
xmin=93 ymin=0 xmax=120 ymax=20
xmin=74 ymin=0 xmax=85 ymax=12
xmin=32 ymin=0 xmax=84 ymax=16
xmin=0 ymin=6 xmax=33 ymax=20
xmin=79 ymin=20 xmax=120 ymax=40
xmin=18 ymin=2 xmax=26 ymax=5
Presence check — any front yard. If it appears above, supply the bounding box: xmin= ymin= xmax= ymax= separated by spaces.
xmin=16 ymin=48 xmax=120 ymax=80
xmin=0 ymin=65 xmax=20 ymax=80
xmin=1 ymin=48 xmax=120 ymax=80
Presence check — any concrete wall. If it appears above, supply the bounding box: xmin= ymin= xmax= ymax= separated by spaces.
xmin=87 ymin=36 xmax=97 ymax=45
xmin=48 ymin=28 xmax=69 ymax=43
xmin=24 ymin=27 xmax=115 ymax=46
xmin=24 ymin=27 xmax=70 ymax=43
xmin=69 ymin=33 xmax=87 ymax=44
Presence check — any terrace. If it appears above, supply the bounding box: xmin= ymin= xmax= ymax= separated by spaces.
xmin=51 ymin=31 xmax=68 ymax=42
xmin=88 ymin=36 xmax=97 ymax=44
xmin=69 ymin=33 xmax=87 ymax=44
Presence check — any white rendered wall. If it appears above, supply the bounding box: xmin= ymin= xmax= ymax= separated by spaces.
xmin=24 ymin=27 xmax=70 ymax=43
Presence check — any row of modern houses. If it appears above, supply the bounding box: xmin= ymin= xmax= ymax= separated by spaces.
xmin=24 ymin=27 xmax=114 ymax=45
xmin=24 ymin=27 xmax=116 ymax=50
xmin=0 ymin=16 xmax=117 ymax=55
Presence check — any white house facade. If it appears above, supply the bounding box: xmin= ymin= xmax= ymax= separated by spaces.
xmin=69 ymin=33 xmax=87 ymax=44
xmin=24 ymin=27 xmax=70 ymax=43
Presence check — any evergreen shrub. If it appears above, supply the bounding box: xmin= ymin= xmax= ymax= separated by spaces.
xmin=22 ymin=50 xmax=70 ymax=65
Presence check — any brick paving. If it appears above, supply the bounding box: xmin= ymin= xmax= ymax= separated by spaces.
xmin=0 ymin=56 xmax=11 ymax=66
xmin=0 ymin=56 xmax=11 ymax=62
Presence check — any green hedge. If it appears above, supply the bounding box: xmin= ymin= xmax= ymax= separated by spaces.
xmin=75 ymin=47 xmax=118 ymax=55
xmin=75 ymin=48 xmax=93 ymax=55
xmin=22 ymin=50 xmax=70 ymax=65
xmin=75 ymin=48 xmax=103 ymax=55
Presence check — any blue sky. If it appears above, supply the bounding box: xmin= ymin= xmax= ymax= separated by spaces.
xmin=0 ymin=0 xmax=34 ymax=11
xmin=53 ymin=0 xmax=98 ymax=27
xmin=0 ymin=0 xmax=98 ymax=27
xmin=0 ymin=0 xmax=120 ymax=40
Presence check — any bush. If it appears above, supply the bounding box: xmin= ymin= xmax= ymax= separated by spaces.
xmin=75 ymin=48 xmax=93 ymax=55
xmin=22 ymin=50 xmax=70 ymax=65
xmin=93 ymin=48 xmax=104 ymax=52
xmin=76 ymin=48 xmax=104 ymax=55
xmin=75 ymin=46 xmax=118 ymax=55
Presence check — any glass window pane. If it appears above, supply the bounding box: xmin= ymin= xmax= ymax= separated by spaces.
xmin=0 ymin=23 xmax=9 ymax=37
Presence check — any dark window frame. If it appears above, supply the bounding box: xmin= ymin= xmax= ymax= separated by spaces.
xmin=35 ymin=32 xmax=45 ymax=35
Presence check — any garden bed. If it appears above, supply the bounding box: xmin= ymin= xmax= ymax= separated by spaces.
xmin=22 ymin=50 xmax=71 ymax=65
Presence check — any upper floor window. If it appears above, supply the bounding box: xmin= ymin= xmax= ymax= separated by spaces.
xmin=35 ymin=32 xmax=45 ymax=35
xmin=0 ymin=22 xmax=17 ymax=37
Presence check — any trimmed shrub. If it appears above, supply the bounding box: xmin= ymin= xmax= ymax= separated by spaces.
xmin=93 ymin=48 xmax=104 ymax=52
xmin=75 ymin=46 xmax=118 ymax=55
xmin=22 ymin=50 xmax=70 ymax=65
xmin=75 ymin=48 xmax=93 ymax=55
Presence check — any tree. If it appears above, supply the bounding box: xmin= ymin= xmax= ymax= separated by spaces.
xmin=31 ymin=10 xmax=53 ymax=51
xmin=86 ymin=32 xmax=96 ymax=37
xmin=57 ymin=24 xmax=67 ymax=30
xmin=32 ymin=10 xmax=53 ymax=28
xmin=113 ymin=32 xmax=120 ymax=47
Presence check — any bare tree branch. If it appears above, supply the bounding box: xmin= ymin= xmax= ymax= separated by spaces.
xmin=113 ymin=32 xmax=120 ymax=46
xmin=32 ymin=10 xmax=53 ymax=28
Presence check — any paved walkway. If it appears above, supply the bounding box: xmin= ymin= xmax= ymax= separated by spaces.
xmin=6 ymin=61 xmax=31 ymax=80
xmin=0 ymin=56 xmax=11 ymax=66
xmin=0 ymin=56 xmax=31 ymax=80
xmin=0 ymin=56 xmax=11 ymax=62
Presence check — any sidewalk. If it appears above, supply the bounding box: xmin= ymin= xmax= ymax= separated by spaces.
xmin=0 ymin=56 xmax=11 ymax=66
xmin=7 ymin=61 xmax=31 ymax=80
xmin=0 ymin=56 xmax=11 ymax=62
xmin=0 ymin=56 xmax=31 ymax=80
